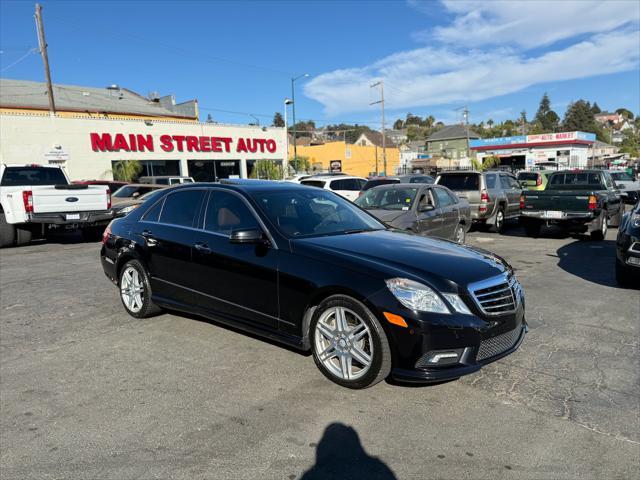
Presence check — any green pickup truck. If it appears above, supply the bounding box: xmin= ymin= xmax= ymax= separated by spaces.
xmin=520 ymin=170 xmax=624 ymax=240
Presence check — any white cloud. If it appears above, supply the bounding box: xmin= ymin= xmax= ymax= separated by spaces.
xmin=420 ymin=0 xmax=639 ymax=49
xmin=304 ymin=1 xmax=640 ymax=116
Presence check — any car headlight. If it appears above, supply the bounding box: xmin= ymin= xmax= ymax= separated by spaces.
xmin=442 ymin=293 xmax=472 ymax=315
xmin=119 ymin=205 xmax=138 ymax=215
xmin=385 ymin=278 xmax=449 ymax=314
xmin=633 ymin=213 xmax=640 ymax=228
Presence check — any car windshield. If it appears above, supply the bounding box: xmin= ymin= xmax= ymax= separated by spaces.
xmin=253 ymin=189 xmax=384 ymax=238
xmin=437 ymin=173 xmax=480 ymax=191
xmin=610 ymin=172 xmax=633 ymax=181
xmin=138 ymin=189 xmax=163 ymax=201
xmin=362 ymin=179 xmax=399 ymax=191
xmin=355 ymin=187 xmax=419 ymax=210
xmin=112 ymin=186 xmax=140 ymax=198
xmin=1 ymin=166 xmax=68 ymax=186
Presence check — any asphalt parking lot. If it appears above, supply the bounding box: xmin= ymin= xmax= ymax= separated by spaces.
xmin=1 ymin=225 xmax=638 ymax=480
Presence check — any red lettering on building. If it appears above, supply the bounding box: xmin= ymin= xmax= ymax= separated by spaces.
xmin=199 ymin=136 xmax=211 ymax=152
xmin=211 ymin=138 xmax=222 ymax=152
xmin=266 ymin=139 xmax=276 ymax=153
xmin=112 ymin=134 xmax=130 ymax=151
xmin=136 ymin=134 xmax=154 ymax=152
xmin=220 ymin=137 xmax=232 ymax=152
xmin=160 ymin=135 xmax=174 ymax=152
xmin=236 ymin=138 xmax=247 ymax=153
xmin=172 ymin=135 xmax=185 ymax=151
xmin=90 ymin=133 xmax=113 ymax=151
xmin=185 ymin=136 xmax=200 ymax=152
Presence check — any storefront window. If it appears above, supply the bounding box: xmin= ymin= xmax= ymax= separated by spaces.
xmin=247 ymin=159 xmax=283 ymax=179
xmin=187 ymin=160 xmax=241 ymax=182
xmin=111 ymin=160 xmax=180 ymax=182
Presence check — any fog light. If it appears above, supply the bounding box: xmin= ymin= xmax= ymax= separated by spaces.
xmin=626 ymin=257 xmax=640 ymax=266
xmin=422 ymin=348 xmax=465 ymax=366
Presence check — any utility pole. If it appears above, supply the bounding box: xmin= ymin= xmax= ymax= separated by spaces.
xmin=463 ymin=106 xmax=470 ymax=160
xmin=370 ymin=81 xmax=386 ymax=175
xmin=34 ymin=3 xmax=55 ymax=115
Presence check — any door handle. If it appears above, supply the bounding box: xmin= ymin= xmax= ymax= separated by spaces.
xmin=141 ymin=230 xmax=157 ymax=247
xmin=194 ymin=242 xmax=211 ymax=254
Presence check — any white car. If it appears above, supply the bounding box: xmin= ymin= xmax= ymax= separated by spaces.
xmin=0 ymin=164 xmax=112 ymax=247
xmin=606 ymin=170 xmax=640 ymax=204
xmin=300 ymin=175 xmax=367 ymax=202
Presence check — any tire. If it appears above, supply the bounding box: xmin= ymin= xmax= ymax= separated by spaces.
xmin=490 ymin=206 xmax=506 ymax=234
xmin=454 ymin=224 xmax=465 ymax=244
xmin=615 ymin=259 xmax=635 ymax=286
xmin=15 ymin=226 xmax=32 ymax=246
xmin=591 ymin=210 xmax=607 ymax=241
xmin=81 ymin=226 xmax=104 ymax=242
xmin=310 ymin=295 xmax=391 ymax=389
xmin=118 ymin=260 xmax=161 ymax=319
xmin=0 ymin=213 xmax=16 ymax=248
xmin=523 ymin=219 xmax=541 ymax=238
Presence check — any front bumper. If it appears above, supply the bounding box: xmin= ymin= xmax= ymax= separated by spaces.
xmin=28 ymin=210 xmax=113 ymax=227
xmin=617 ymin=233 xmax=640 ymax=268
xmin=366 ymin=285 xmax=527 ymax=384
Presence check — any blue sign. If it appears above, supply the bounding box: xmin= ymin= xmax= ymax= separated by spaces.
xmin=469 ymin=135 xmax=526 ymax=148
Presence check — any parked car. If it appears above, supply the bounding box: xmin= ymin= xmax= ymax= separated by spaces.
xmin=517 ymin=171 xmax=554 ymax=191
xmin=520 ymin=170 xmax=624 ymax=240
xmin=361 ymin=175 xmax=435 ymax=193
xmin=606 ymin=170 xmax=640 ymax=204
xmin=435 ymin=170 xmax=521 ymax=233
xmin=101 ymin=181 xmax=526 ymax=389
xmin=300 ymin=175 xmax=367 ymax=201
xmin=355 ymin=184 xmax=470 ymax=244
xmin=0 ymin=163 xmax=112 ymax=246
xmin=73 ymin=179 xmax=129 ymax=193
xmin=111 ymin=184 xmax=164 ymax=204
xmin=111 ymin=188 xmax=166 ymax=218
xmin=138 ymin=175 xmax=194 ymax=185
xmin=286 ymin=174 xmax=313 ymax=183
xmin=615 ymin=200 xmax=640 ymax=286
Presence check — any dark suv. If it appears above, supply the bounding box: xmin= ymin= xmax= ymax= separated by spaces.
xmin=101 ymin=181 xmax=526 ymax=389
xmin=436 ymin=171 xmax=522 ymax=233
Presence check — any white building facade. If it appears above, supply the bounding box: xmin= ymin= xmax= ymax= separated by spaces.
xmin=0 ymin=113 xmax=287 ymax=181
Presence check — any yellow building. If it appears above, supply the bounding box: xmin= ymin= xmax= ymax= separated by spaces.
xmin=292 ymin=141 xmax=400 ymax=178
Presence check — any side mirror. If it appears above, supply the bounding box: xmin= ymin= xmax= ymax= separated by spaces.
xmin=420 ymin=204 xmax=435 ymax=212
xmin=616 ymin=183 xmax=626 ymax=189
xmin=519 ymin=181 xmax=528 ymax=188
xmin=132 ymin=192 xmax=140 ymax=198
xmin=229 ymin=228 xmax=267 ymax=244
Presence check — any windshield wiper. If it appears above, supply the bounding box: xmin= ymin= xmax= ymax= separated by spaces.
xmin=342 ymin=228 xmax=382 ymax=235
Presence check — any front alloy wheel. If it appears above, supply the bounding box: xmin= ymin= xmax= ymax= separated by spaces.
xmin=311 ymin=295 xmax=391 ymax=389
xmin=454 ymin=224 xmax=465 ymax=244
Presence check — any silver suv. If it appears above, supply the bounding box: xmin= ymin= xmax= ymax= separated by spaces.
xmin=435 ymin=170 xmax=521 ymax=233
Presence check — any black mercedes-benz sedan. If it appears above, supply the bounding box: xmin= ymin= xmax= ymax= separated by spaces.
xmin=100 ymin=180 xmax=526 ymax=389
xmin=615 ymin=200 xmax=640 ymax=286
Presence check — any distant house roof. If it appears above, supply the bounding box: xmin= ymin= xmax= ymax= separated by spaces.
xmin=356 ymin=131 xmax=397 ymax=147
xmin=427 ymin=124 xmax=480 ymax=142
xmin=594 ymin=140 xmax=616 ymax=148
xmin=0 ymin=78 xmax=197 ymax=119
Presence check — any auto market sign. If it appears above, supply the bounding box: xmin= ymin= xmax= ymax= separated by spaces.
xmin=90 ymin=132 xmax=278 ymax=153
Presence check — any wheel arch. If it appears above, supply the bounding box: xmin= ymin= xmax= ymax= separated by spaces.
xmin=115 ymin=244 xmax=149 ymax=283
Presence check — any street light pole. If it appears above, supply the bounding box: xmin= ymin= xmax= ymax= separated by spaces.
xmin=284 ymin=98 xmax=293 ymax=176
xmin=291 ymin=73 xmax=309 ymax=165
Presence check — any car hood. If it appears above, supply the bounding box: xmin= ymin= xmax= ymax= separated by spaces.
xmin=293 ymin=229 xmax=511 ymax=289
xmin=362 ymin=209 xmax=410 ymax=224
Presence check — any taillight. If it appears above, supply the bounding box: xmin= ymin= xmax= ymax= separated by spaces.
xmin=588 ymin=195 xmax=597 ymax=210
xmin=106 ymin=188 xmax=111 ymax=210
xmin=102 ymin=222 xmax=112 ymax=245
xmin=22 ymin=190 xmax=33 ymax=213
xmin=536 ymin=175 xmax=542 ymax=186
xmin=520 ymin=194 xmax=525 ymax=210
xmin=479 ymin=189 xmax=489 ymax=213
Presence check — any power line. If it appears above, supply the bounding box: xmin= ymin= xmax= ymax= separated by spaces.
xmin=0 ymin=47 xmax=37 ymax=73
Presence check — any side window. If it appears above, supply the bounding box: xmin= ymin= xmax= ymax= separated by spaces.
xmin=204 ymin=190 xmax=260 ymax=235
xmin=446 ymin=190 xmax=459 ymax=204
xmin=159 ymin=190 xmax=205 ymax=228
xmin=603 ymin=173 xmax=614 ymax=189
xmin=331 ymin=179 xmax=359 ymax=191
xmin=142 ymin=198 xmax=164 ymax=222
xmin=499 ymin=175 xmax=512 ymax=189
xmin=433 ymin=188 xmax=453 ymax=207
xmin=485 ymin=174 xmax=497 ymax=189
xmin=507 ymin=176 xmax=520 ymax=189
xmin=329 ymin=179 xmax=345 ymax=190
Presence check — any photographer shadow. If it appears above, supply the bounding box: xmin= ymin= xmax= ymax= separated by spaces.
xmin=300 ymin=423 xmax=397 ymax=480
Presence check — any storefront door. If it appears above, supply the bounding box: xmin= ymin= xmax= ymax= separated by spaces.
xmin=187 ymin=160 xmax=240 ymax=182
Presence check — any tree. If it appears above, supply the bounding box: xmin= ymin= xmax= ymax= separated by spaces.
xmin=471 ymin=155 xmax=501 ymax=171
xmin=616 ymin=108 xmax=634 ymax=120
xmin=206 ymin=113 xmax=214 ymax=123
xmin=111 ymin=160 xmax=142 ymax=182
xmin=392 ymin=119 xmax=404 ymax=130
xmin=272 ymin=112 xmax=285 ymax=127
xmin=487 ymin=119 xmax=494 ymax=128
xmin=534 ymin=93 xmax=559 ymax=133
xmin=591 ymin=102 xmax=602 ymax=114
xmin=249 ymin=160 xmax=283 ymax=180
xmin=289 ymin=155 xmax=310 ymax=173
xmin=619 ymin=128 xmax=640 ymax=157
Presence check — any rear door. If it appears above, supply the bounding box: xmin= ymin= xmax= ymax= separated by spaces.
xmin=431 ymin=186 xmax=459 ymax=239
xmin=134 ymin=188 xmax=206 ymax=304
xmin=188 ymin=189 xmax=278 ymax=328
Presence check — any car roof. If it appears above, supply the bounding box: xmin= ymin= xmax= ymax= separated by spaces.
xmin=305 ymin=175 xmax=365 ymax=180
xmin=169 ymin=180 xmax=311 ymax=193
xmin=121 ymin=183 xmax=165 ymax=188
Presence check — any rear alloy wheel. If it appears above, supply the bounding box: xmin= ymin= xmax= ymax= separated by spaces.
xmin=591 ymin=210 xmax=607 ymax=241
xmin=118 ymin=260 xmax=161 ymax=318
xmin=454 ymin=224 xmax=465 ymax=244
xmin=311 ymin=295 xmax=391 ymax=389
xmin=491 ymin=206 xmax=505 ymax=234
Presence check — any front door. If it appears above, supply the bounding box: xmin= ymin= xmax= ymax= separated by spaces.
xmin=189 ymin=189 xmax=278 ymax=329
xmin=500 ymin=174 xmax=521 ymax=217
xmin=415 ymin=188 xmax=445 ymax=238
xmin=431 ymin=186 xmax=459 ymax=239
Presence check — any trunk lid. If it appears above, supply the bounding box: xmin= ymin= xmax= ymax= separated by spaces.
xmin=31 ymin=185 xmax=108 ymax=213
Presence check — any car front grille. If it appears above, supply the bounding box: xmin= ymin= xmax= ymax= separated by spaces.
xmin=476 ymin=327 xmax=522 ymax=361
xmin=469 ymin=273 xmax=521 ymax=316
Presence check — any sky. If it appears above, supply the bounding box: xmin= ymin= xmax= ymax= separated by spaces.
xmin=1 ymin=0 xmax=639 ymax=129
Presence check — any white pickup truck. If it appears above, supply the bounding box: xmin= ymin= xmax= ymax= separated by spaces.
xmin=0 ymin=164 xmax=113 ymax=247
